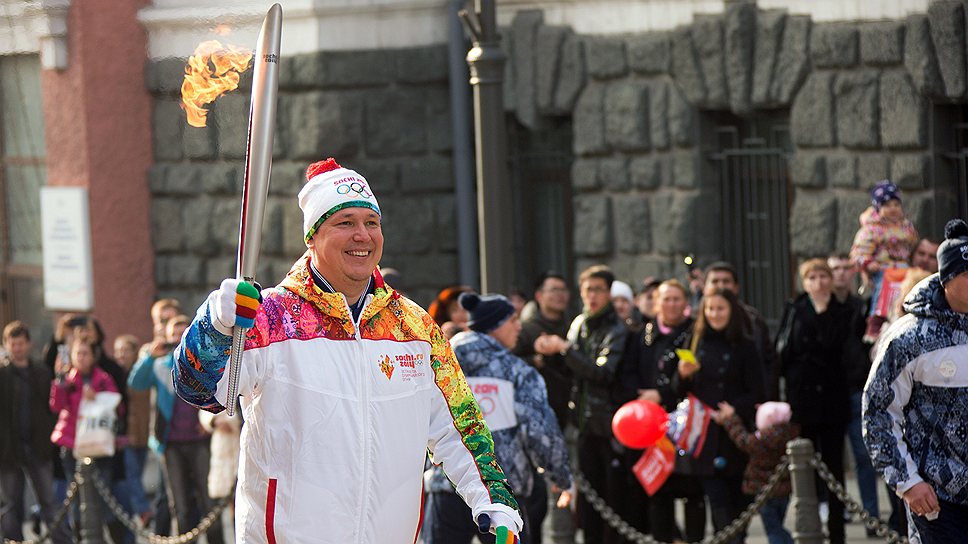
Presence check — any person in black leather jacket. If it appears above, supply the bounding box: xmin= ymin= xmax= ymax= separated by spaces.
xmin=536 ymin=265 xmax=629 ymax=544
xmin=674 ymin=288 xmax=766 ymax=544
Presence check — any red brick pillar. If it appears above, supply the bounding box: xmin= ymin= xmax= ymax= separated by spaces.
xmin=41 ymin=0 xmax=155 ymax=346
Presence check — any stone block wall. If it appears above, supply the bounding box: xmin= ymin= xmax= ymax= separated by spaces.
xmin=147 ymin=45 xmax=456 ymax=309
xmin=501 ymin=3 xmax=952 ymax=290
xmin=146 ymin=2 xmax=965 ymax=311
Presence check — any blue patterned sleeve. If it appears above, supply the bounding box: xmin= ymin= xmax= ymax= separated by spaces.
xmin=516 ymin=364 xmax=573 ymax=490
xmin=173 ymin=295 xmax=232 ymax=413
xmin=862 ymin=326 xmax=922 ymax=494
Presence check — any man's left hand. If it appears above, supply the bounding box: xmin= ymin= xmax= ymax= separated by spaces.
xmin=903 ymin=482 xmax=940 ymax=517
xmin=555 ymin=485 xmax=575 ymax=508
xmin=477 ymin=511 xmax=521 ymax=542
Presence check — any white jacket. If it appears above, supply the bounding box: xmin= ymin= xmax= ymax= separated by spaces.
xmin=175 ymin=257 xmax=521 ymax=543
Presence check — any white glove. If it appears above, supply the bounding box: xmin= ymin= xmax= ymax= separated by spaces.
xmin=476 ymin=508 xmax=522 ymax=541
xmin=210 ymin=278 xmax=261 ymax=336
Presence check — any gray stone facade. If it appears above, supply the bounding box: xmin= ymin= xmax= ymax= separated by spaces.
xmin=495 ymin=4 xmax=950 ymax=288
xmin=147 ymin=2 xmax=963 ymax=311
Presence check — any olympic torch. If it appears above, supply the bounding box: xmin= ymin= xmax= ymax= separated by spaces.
xmin=226 ymin=4 xmax=282 ymax=416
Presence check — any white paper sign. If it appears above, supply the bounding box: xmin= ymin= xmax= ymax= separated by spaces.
xmin=41 ymin=187 xmax=94 ymax=311
xmin=466 ymin=377 xmax=517 ymax=432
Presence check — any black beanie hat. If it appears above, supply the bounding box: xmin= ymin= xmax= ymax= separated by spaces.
xmin=938 ymin=219 xmax=968 ymax=285
xmin=458 ymin=292 xmax=515 ymax=334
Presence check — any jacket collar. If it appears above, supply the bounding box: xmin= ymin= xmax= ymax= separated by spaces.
xmin=278 ymin=251 xmax=399 ymax=328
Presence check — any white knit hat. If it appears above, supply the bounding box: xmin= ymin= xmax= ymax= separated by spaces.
xmin=610 ymin=280 xmax=634 ymax=302
xmin=298 ymin=158 xmax=381 ymax=243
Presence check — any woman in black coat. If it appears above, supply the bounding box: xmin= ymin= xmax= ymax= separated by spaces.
xmin=674 ymin=288 xmax=766 ymax=543
xmin=775 ymin=259 xmax=859 ymax=544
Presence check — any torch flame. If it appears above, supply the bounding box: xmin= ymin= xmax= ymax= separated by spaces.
xmin=180 ymin=40 xmax=253 ymax=128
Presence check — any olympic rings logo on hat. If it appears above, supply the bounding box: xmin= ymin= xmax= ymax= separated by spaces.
xmin=337 ymin=181 xmax=372 ymax=199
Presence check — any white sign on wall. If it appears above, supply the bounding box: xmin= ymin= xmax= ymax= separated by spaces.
xmin=41 ymin=186 xmax=94 ymax=311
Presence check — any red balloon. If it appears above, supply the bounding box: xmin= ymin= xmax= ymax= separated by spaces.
xmin=612 ymin=399 xmax=669 ymax=448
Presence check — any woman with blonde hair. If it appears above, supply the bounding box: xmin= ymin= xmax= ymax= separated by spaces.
xmin=775 ymin=259 xmax=860 ymax=544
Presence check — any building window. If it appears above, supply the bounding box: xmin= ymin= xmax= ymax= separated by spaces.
xmin=0 ymin=55 xmax=51 ymax=344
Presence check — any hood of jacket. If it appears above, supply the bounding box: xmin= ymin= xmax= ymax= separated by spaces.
xmin=450 ymin=330 xmax=505 ymax=374
xmin=903 ymin=273 xmax=968 ymax=329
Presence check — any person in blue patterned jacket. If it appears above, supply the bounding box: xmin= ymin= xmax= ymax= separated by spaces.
xmin=863 ymin=218 xmax=968 ymax=543
xmin=423 ymin=292 xmax=574 ymax=544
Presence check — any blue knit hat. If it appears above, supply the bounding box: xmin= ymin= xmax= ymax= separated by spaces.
xmin=459 ymin=292 xmax=515 ymax=334
xmin=938 ymin=219 xmax=968 ymax=285
xmin=870 ymin=180 xmax=901 ymax=211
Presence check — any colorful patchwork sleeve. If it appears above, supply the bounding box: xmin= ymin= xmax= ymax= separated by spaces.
xmin=173 ymin=292 xmax=233 ymax=413
xmin=425 ymin=318 xmax=519 ymax=515
xmin=849 ymin=223 xmax=877 ymax=269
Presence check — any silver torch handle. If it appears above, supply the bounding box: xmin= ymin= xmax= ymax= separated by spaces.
xmin=226 ymin=4 xmax=282 ymax=416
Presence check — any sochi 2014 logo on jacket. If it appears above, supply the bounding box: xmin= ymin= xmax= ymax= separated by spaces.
xmin=379 ymin=355 xmax=394 ymax=380
xmin=395 ymin=353 xmax=426 ymax=382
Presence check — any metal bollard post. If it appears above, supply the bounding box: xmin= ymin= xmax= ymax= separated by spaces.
xmin=787 ymin=439 xmax=823 ymax=544
xmin=546 ymin=488 xmax=577 ymax=544
xmin=78 ymin=457 xmax=105 ymax=544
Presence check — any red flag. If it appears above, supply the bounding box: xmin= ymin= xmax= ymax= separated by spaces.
xmin=633 ymin=436 xmax=676 ymax=496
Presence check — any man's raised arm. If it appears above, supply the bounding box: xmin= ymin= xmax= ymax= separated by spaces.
xmin=173 ymin=279 xmax=261 ymax=413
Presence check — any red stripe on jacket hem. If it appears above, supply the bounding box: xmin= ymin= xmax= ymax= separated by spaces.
xmin=266 ymin=478 xmax=278 ymax=544
xmin=413 ymin=482 xmax=426 ymax=544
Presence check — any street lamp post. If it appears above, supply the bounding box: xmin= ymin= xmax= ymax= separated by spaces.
xmin=462 ymin=0 xmax=515 ymax=295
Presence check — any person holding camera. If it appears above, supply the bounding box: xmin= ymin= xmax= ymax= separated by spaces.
xmin=51 ymin=337 xmax=123 ymax=541
xmin=128 ymin=315 xmax=224 ymax=544
xmin=44 ymin=314 xmax=132 ymax=541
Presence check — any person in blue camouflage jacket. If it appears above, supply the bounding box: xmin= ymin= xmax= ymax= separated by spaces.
xmin=863 ymin=218 xmax=968 ymax=543
xmin=424 ymin=292 xmax=573 ymax=544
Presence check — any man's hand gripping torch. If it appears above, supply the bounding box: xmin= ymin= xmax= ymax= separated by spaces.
xmin=225 ymin=4 xmax=282 ymax=416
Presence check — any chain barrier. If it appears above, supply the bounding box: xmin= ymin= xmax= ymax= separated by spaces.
xmin=573 ymin=456 xmax=788 ymax=544
xmin=810 ymin=453 xmax=909 ymax=544
xmin=6 ymin=452 xmax=909 ymax=544
xmin=87 ymin=468 xmax=231 ymax=544
xmin=2 ymin=478 xmax=79 ymax=544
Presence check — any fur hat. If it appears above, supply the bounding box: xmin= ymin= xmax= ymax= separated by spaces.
xmin=298 ymin=158 xmax=381 ymax=243
xmin=459 ymin=292 xmax=515 ymax=334
xmin=938 ymin=219 xmax=968 ymax=285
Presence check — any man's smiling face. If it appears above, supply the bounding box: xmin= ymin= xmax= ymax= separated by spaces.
xmin=308 ymin=208 xmax=384 ymax=294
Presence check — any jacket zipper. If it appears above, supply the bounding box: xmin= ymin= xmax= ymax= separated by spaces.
xmin=352 ymin=294 xmax=372 ymax=543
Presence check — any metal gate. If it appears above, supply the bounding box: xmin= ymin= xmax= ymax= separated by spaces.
xmin=507 ymin=119 xmax=574 ymax=291
xmin=709 ymin=124 xmax=792 ymax=332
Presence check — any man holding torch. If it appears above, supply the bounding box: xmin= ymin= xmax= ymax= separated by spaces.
xmin=173 ymin=158 xmax=523 ymax=543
